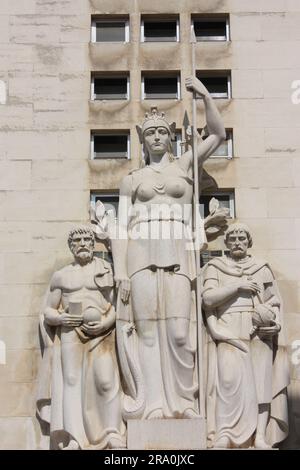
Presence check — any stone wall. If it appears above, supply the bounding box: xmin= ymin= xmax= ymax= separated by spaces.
xmin=0 ymin=0 xmax=299 ymax=448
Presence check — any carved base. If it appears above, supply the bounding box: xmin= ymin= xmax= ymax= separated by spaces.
xmin=127 ymin=419 xmax=206 ymax=450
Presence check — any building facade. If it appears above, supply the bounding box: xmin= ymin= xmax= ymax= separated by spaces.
xmin=0 ymin=0 xmax=300 ymax=449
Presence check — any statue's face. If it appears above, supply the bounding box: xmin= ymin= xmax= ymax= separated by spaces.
xmin=143 ymin=126 xmax=170 ymax=156
xmin=226 ymin=230 xmax=249 ymax=259
xmin=70 ymin=233 xmax=94 ymax=263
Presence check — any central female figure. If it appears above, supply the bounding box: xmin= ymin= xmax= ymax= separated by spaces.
xmin=113 ymin=76 xmax=226 ymax=419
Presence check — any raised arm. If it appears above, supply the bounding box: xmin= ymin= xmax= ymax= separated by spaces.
xmin=182 ymin=76 xmax=226 ymax=169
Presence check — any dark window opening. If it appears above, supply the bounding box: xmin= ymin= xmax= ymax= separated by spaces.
xmin=196 ymin=72 xmax=230 ymax=98
xmin=143 ymin=75 xmax=178 ymax=99
xmin=194 ymin=19 xmax=227 ymax=41
xmin=96 ymin=22 xmax=126 ymax=42
xmin=94 ymin=76 xmax=128 ymax=99
xmin=144 ymin=21 xmax=177 ymax=42
xmin=93 ymin=134 xmax=128 ymax=158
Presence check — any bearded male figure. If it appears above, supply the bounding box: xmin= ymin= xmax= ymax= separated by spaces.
xmin=202 ymin=223 xmax=289 ymax=449
xmin=37 ymin=226 xmax=125 ymax=450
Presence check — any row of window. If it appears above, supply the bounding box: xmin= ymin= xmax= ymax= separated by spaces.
xmin=90 ymin=129 xmax=233 ymax=160
xmin=91 ymin=190 xmax=235 ymax=220
xmin=91 ymin=71 xmax=231 ymax=101
xmin=91 ymin=15 xmax=230 ymax=43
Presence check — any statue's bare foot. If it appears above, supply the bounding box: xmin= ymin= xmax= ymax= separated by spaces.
xmin=59 ymin=439 xmax=80 ymax=450
xmin=254 ymin=435 xmax=272 ymax=449
xmin=183 ymin=408 xmax=199 ymax=419
xmin=214 ymin=436 xmax=230 ymax=449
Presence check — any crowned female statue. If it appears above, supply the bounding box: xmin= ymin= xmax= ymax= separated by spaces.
xmin=111 ymin=76 xmax=226 ymax=420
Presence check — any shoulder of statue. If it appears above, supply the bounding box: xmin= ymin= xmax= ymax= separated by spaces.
xmin=50 ymin=265 xmax=71 ymax=289
xmin=206 ymin=256 xmax=229 ymax=270
xmin=244 ymin=256 xmax=270 ymax=274
xmin=94 ymin=258 xmax=114 ymax=288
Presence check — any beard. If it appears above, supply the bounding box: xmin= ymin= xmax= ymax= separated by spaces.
xmin=73 ymin=249 xmax=93 ymax=264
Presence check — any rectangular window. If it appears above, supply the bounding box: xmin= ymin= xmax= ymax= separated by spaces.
xmin=141 ymin=16 xmax=179 ymax=42
xmin=196 ymin=71 xmax=231 ymax=99
xmin=91 ymin=74 xmax=129 ymax=100
xmin=91 ymin=16 xmax=129 ymax=43
xmin=192 ymin=15 xmax=230 ymax=42
xmin=142 ymin=73 xmax=180 ymax=99
xmin=199 ymin=191 xmax=235 ymax=219
xmin=91 ymin=132 xmax=130 ymax=159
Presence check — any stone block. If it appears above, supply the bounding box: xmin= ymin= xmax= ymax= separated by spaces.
xmin=60 ymin=15 xmax=91 ymax=44
xmin=264 ymin=250 xmax=300 ymax=281
xmin=34 ymin=44 xmax=88 ymax=74
xmin=0 ymin=349 xmax=39 ymax=384
xmin=0 ymin=15 xmax=9 ymax=44
xmin=267 ymin=188 xmax=300 ymax=218
xmin=36 ymin=0 xmax=88 ymax=15
xmin=59 ymin=73 xmax=90 ymax=101
xmin=262 ymin=12 xmax=300 ymax=41
xmin=33 ymin=100 xmax=88 ymax=130
xmin=0 ymin=382 xmax=35 ymax=417
xmin=2 ymin=251 xmax=68 ymax=285
xmin=263 ymin=70 xmax=300 ymax=99
xmin=0 ymin=161 xmax=31 ymax=190
xmin=233 ymin=127 xmax=265 ymax=158
xmin=277 ymin=280 xmax=300 ymax=314
xmin=0 ymin=284 xmax=46 ymax=317
xmin=127 ymin=419 xmax=206 ymax=450
xmin=2 ymin=190 xmax=89 ymax=222
xmin=4 ymin=130 xmax=59 ymax=160
xmin=235 ymin=188 xmax=268 ymax=218
xmin=0 ymin=417 xmax=37 ymax=450
xmin=30 ymin=221 xmax=79 ymax=252
xmin=58 ymin=129 xmax=90 ymax=160
xmin=232 ymin=70 xmax=263 ymax=99
xmin=230 ymin=12 xmax=262 ymax=41
xmin=292 ymin=159 xmax=300 ymax=186
xmin=239 ymin=218 xmax=297 ymax=251
xmin=10 ymin=15 xmax=60 ymax=45
xmin=0 ymin=224 xmax=31 ymax=252
xmin=0 ymin=44 xmax=34 ymax=73
xmin=8 ymin=73 xmax=34 ymax=103
xmin=0 ymin=316 xmax=39 ymax=350
xmin=31 ymin=159 xmax=89 ymax=190
xmin=0 ymin=104 xmax=33 ymax=130
xmin=265 ymin=127 xmax=300 ymax=157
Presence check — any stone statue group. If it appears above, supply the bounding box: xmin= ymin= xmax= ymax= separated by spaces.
xmin=36 ymin=77 xmax=289 ymax=450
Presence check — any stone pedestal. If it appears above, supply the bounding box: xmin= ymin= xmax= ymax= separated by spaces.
xmin=127 ymin=419 xmax=206 ymax=450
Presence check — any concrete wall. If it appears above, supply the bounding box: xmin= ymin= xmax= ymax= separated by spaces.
xmin=0 ymin=0 xmax=299 ymax=448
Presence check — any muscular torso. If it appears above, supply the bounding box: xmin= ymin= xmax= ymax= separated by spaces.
xmin=55 ymin=260 xmax=112 ymax=320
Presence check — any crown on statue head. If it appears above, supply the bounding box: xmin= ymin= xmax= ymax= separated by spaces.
xmin=136 ymin=107 xmax=176 ymax=143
